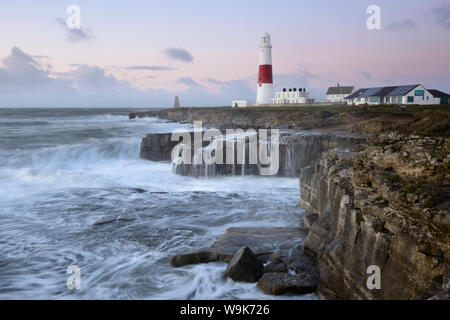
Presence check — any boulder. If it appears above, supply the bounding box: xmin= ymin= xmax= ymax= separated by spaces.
xmin=257 ymin=272 xmax=316 ymax=295
xmin=224 ymin=247 xmax=263 ymax=283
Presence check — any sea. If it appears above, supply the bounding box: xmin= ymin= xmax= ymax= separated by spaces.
xmin=0 ymin=108 xmax=312 ymax=299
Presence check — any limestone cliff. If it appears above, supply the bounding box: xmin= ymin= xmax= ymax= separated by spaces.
xmin=131 ymin=106 xmax=450 ymax=299
xmin=300 ymin=133 xmax=449 ymax=299
xmin=139 ymin=131 xmax=365 ymax=178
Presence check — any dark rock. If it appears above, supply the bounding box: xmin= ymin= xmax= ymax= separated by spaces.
xmin=302 ymin=212 xmax=318 ymax=229
xmin=93 ymin=215 xmax=119 ymax=226
xmin=257 ymin=272 xmax=316 ymax=295
xmin=285 ymin=251 xmax=317 ymax=280
xmin=224 ymin=247 xmax=263 ymax=283
xmin=256 ymin=253 xmax=273 ymax=264
xmin=267 ymin=253 xmax=284 ymax=264
xmin=423 ymin=274 xmax=450 ymax=300
xmin=93 ymin=213 xmax=136 ymax=226
xmin=263 ymin=263 xmax=287 ymax=273
xmin=139 ymin=133 xmax=180 ymax=161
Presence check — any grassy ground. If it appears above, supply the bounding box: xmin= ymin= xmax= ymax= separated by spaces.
xmin=185 ymin=104 xmax=450 ymax=114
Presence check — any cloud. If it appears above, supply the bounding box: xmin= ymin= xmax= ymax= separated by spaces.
xmin=0 ymin=47 xmax=173 ymax=107
xmin=429 ymin=2 xmax=450 ymax=30
xmin=206 ymin=78 xmax=255 ymax=99
xmin=164 ymin=48 xmax=194 ymax=63
xmin=55 ymin=18 xmax=93 ymax=42
xmin=32 ymin=55 xmax=51 ymax=60
xmin=0 ymin=46 xmax=251 ymax=107
xmin=0 ymin=47 xmax=365 ymax=107
xmin=358 ymin=70 xmax=372 ymax=79
xmin=0 ymin=47 xmax=53 ymax=91
xmin=178 ymin=77 xmax=201 ymax=88
xmin=61 ymin=65 xmax=123 ymax=92
xmin=124 ymin=65 xmax=175 ymax=71
xmin=386 ymin=19 xmax=417 ymax=31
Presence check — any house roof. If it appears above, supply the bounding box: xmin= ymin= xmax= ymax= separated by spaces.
xmin=428 ymin=89 xmax=450 ymax=98
xmin=326 ymin=86 xmax=354 ymax=95
xmin=345 ymin=84 xmax=421 ymax=100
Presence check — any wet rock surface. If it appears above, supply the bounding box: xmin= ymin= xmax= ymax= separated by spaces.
xmin=171 ymin=227 xmax=308 ymax=267
xmin=257 ymin=272 xmax=316 ymax=295
xmin=171 ymin=227 xmax=319 ymax=295
xmin=224 ymin=247 xmax=263 ymax=283
xmin=140 ymin=130 xmax=365 ymax=178
xmin=171 ymin=251 xmax=232 ymax=267
xmin=139 ymin=133 xmax=178 ymax=161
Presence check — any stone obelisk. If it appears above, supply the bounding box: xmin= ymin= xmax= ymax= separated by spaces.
xmin=174 ymin=96 xmax=180 ymax=108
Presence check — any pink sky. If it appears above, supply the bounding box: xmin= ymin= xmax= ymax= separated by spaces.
xmin=0 ymin=0 xmax=449 ymax=107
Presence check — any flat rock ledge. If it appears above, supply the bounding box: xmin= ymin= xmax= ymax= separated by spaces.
xmin=257 ymin=272 xmax=317 ymax=295
xmin=170 ymin=227 xmax=308 ymax=267
xmin=170 ymin=227 xmax=318 ymax=296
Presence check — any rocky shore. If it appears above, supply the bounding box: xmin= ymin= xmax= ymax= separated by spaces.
xmin=130 ymin=106 xmax=449 ymax=299
xmin=301 ymin=133 xmax=449 ymax=299
xmin=139 ymin=131 xmax=365 ymax=177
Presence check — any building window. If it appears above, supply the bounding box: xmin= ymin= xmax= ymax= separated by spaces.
xmin=407 ymin=96 xmax=414 ymax=103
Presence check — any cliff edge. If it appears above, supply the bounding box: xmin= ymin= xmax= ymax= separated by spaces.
xmin=300 ymin=133 xmax=449 ymax=299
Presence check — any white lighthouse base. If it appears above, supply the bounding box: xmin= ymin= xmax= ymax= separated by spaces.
xmin=256 ymin=83 xmax=274 ymax=105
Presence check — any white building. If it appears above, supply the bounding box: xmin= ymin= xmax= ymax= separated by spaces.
xmin=345 ymin=84 xmax=441 ymax=105
xmin=326 ymin=84 xmax=354 ymax=103
xmin=272 ymin=88 xmax=314 ymax=104
xmin=231 ymin=100 xmax=254 ymax=108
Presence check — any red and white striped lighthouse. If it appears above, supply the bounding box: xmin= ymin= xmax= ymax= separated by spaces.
xmin=256 ymin=32 xmax=273 ymax=105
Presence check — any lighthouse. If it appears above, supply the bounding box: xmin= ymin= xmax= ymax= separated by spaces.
xmin=256 ymin=32 xmax=274 ymax=105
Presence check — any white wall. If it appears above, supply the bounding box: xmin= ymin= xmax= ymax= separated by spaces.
xmin=272 ymin=90 xmax=310 ymax=104
xmin=231 ymin=100 xmax=253 ymax=108
xmin=403 ymin=85 xmax=440 ymax=105
xmin=348 ymin=85 xmax=441 ymax=105
xmin=326 ymin=94 xmax=351 ymax=103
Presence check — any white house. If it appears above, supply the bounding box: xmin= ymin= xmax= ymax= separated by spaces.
xmin=345 ymin=84 xmax=441 ymax=105
xmin=272 ymin=88 xmax=314 ymax=104
xmin=231 ymin=100 xmax=254 ymax=108
xmin=326 ymin=84 xmax=354 ymax=103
